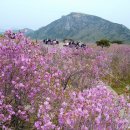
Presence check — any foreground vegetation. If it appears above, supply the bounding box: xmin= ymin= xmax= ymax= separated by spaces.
xmin=0 ymin=31 xmax=130 ymax=130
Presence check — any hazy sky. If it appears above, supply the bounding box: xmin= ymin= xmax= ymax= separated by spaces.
xmin=0 ymin=0 xmax=130 ymax=30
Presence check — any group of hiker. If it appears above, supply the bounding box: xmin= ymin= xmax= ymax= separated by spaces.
xmin=43 ymin=38 xmax=87 ymax=48
xmin=63 ymin=41 xmax=86 ymax=48
xmin=43 ymin=39 xmax=59 ymax=45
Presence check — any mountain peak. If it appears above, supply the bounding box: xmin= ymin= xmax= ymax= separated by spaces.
xmin=66 ymin=12 xmax=91 ymax=18
xmin=69 ymin=12 xmax=85 ymax=16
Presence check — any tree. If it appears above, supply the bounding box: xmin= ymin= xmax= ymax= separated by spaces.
xmin=111 ymin=40 xmax=123 ymax=44
xmin=96 ymin=39 xmax=110 ymax=48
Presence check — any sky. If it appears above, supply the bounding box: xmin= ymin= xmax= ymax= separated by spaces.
xmin=0 ymin=0 xmax=130 ymax=30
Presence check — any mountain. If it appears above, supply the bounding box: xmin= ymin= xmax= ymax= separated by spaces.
xmin=13 ymin=28 xmax=34 ymax=35
xmin=28 ymin=12 xmax=130 ymax=43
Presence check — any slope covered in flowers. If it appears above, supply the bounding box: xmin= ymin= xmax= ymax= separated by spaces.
xmin=0 ymin=31 xmax=130 ymax=130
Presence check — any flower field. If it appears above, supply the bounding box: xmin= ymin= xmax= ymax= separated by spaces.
xmin=0 ymin=31 xmax=130 ymax=130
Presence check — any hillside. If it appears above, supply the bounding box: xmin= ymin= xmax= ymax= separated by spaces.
xmin=28 ymin=12 xmax=130 ymax=43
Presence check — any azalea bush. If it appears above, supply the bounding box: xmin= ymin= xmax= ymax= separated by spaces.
xmin=35 ymin=85 xmax=130 ymax=130
xmin=0 ymin=31 xmax=129 ymax=130
xmin=101 ymin=44 xmax=130 ymax=94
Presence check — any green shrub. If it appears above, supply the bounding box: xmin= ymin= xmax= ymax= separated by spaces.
xmin=111 ymin=40 xmax=123 ymax=44
xmin=96 ymin=39 xmax=110 ymax=48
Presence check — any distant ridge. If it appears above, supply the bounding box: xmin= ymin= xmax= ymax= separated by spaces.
xmin=0 ymin=28 xmax=34 ymax=35
xmin=14 ymin=28 xmax=34 ymax=35
xmin=27 ymin=12 xmax=130 ymax=43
